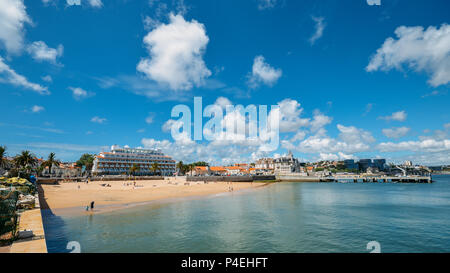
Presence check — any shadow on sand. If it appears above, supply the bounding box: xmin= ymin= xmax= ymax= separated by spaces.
xmin=37 ymin=184 xmax=72 ymax=253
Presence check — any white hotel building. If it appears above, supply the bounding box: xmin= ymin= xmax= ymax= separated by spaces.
xmin=92 ymin=145 xmax=176 ymax=176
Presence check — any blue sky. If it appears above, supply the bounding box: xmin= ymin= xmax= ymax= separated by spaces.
xmin=0 ymin=0 xmax=449 ymax=165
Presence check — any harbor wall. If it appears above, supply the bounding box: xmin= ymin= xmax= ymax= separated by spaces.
xmin=186 ymin=176 xmax=276 ymax=182
xmin=276 ymin=175 xmax=324 ymax=182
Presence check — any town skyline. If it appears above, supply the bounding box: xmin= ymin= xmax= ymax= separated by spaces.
xmin=0 ymin=0 xmax=449 ymax=166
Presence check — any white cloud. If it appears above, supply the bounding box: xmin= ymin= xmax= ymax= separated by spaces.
xmin=27 ymin=41 xmax=63 ymax=64
xmin=367 ymin=0 xmax=381 ymax=5
xmin=88 ymin=0 xmax=103 ymax=8
xmin=0 ymin=123 xmax=64 ymax=134
xmin=379 ymin=110 xmax=407 ymax=121
xmin=257 ymin=0 xmax=277 ymax=10
xmin=42 ymin=75 xmax=52 ymax=82
xmin=377 ymin=124 xmax=450 ymax=165
xmin=66 ymin=0 xmax=81 ymax=6
xmin=310 ymin=110 xmax=332 ymax=132
xmin=0 ymin=0 xmax=31 ymax=54
xmin=291 ymin=131 xmax=306 ymax=142
xmin=271 ymin=99 xmax=309 ymax=133
xmin=6 ymin=142 xmax=107 ymax=161
xmin=91 ymin=116 xmax=107 ymax=124
xmin=137 ymin=13 xmax=211 ymax=91
xmin=162 ymin=119 xmax=183 ymax=133
xmin=0 ymin=56 xmax=49 ymax=94
xmin=363 ymin=103 xmax=373 ymax=116
xmin=143 ymin=16 xmax=161 ymax=30
xmin=214 ymin=96 xmax=232 ymax=110
xmin=31 ymin=105 xmax=44 ymax=113
xmin=421 ymin=90 xmax=447 ymax=98
xmin=382 ymin=127 xmax=410 ymax=138
xmin=97 ymin=75 xmax=192 ymax=102
xmin=378 ymin=139 xmax=450 ymax=153
xmin=248 ymin=55 xmax=282 ymax=89
xmin=289 ymin=124 xmax=375 ymax=155
xmin=317 ymin=152 xmax=354 ymax=161
xmin=69 ymin=87 xmax=93 ymax=100
xmin=367 ymin=24 xmax=450 ymax=87
xmin=145 ymin=113 xmax=155 ymax=124
xmin=337 ymin=124 xmax=375 ymax=146
xmin=65 ymin=0 xmax=102 ymax=8
xmin=309 ymin=16 xmax=326 ymax=45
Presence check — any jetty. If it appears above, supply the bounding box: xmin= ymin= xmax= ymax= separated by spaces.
xmin=331 ymin=175 xmax=432 ymax=183
xmin=276 ymin=174 xmax=432 ymax=183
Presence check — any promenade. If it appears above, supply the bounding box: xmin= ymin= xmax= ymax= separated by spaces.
xmin=9 ymin=191 xmax=48 ymax=253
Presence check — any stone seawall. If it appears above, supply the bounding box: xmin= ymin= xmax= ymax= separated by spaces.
xmin=276 ymin=175 xmax=322 ymax=182
xmin=186 ymin=176 xmax=276 ymax=182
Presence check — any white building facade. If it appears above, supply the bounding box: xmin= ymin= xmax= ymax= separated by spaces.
xmin=92 ymin=145 xmax=176 ymax=176
xmin=273 ymin=151 xmax=301 ymax=174
xmin=255 ymin=158 xmax=274 ymax=169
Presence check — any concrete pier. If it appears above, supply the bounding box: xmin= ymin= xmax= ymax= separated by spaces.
xmin=274 ymin=174 xmax=432 ymax=183
xmin=9 ymin=192 xmax=48 ymax=253
xmin=332 ymin=175 xmax=432 ymax=183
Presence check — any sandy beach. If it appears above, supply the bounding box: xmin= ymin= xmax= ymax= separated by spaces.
xmin=38 ymin=178 xmax=267 ymax=211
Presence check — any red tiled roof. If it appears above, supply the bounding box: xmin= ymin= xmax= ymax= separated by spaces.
xmin=210 ymin=166 xmax=227 ymax=172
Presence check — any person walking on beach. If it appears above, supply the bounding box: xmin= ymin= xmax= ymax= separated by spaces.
xmin=90 ymin=201 xmax=95 ymax=210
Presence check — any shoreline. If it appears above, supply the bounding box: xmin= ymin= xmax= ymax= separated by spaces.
xmin=38 ymin=179 xmax=271 ymax=215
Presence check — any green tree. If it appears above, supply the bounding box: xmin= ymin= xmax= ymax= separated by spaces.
xmin=43 ymin=152 xmax=61 ymax=177
xmin=76 ymin=154 xmax=95 ymax=175
xmin=150 ymin=162 xmax=161 ymax=176
xmin=191 ymin=161 xmax=209 ymax=167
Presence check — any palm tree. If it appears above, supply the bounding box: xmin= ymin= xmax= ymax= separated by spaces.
xmin=150 ymin=162 xmax=161 ymax=176
xmin=187 ymin=164 xmax=194 ymax=176
xmin=176 ymin=161 xmax=184 ymax=175
xmin=43 ymin=152 xmax=61 ymax=177
xmin=36 ymin=165 xmax=45 ymax=177
xmin=129 ymin=163 xmax=140 ymax=175
xmin=129 ymin=164 xmax=140 ymax=181
xmin=14 ymin=150 xmax=37 ymax=177
xmin=0 ymin=145 xmax=8 ymax=170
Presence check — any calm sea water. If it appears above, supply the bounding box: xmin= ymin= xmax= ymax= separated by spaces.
xmin=42 ymin=175 xmax=450 ymax=253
